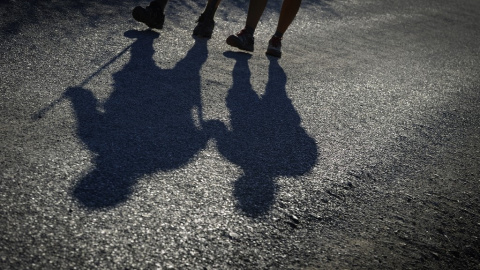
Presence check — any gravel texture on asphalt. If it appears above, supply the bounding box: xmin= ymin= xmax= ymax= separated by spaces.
xmin=1 ymin=0 xmax=480 ymax=269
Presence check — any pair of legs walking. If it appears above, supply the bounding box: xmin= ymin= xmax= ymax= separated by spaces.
xmin=132 ymin=0 xmax=302 ymax=58
xmin=227 ymin=0 xmax=302 ymax=58
xmin=132 ymin=0 xmax=222 ymax=38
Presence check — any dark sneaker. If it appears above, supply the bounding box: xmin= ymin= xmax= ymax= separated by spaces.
xmin=132 ymin=0 xmax=166 ymax=29
xmin=266 ymin=35 xmax=282 ymax=58
xmin=193 ymin=13 xmax=215 ymax=38
xmin=226 ymin=29 xmax=254 ymax=52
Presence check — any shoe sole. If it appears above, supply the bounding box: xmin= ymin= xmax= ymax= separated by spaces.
xmin=194 ymin=33 xmax=212 ymax=39
xmin=226 ymin=35 xmax=254 ymax=52
xmin=193 ymin=28 xmax=213 ymax=39
xmin=193 ymin=21 xmax=214 ymax=39
xmin=266 ymin=48 xmax=281 ymax=58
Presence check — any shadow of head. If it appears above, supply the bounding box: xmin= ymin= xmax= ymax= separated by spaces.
xmin=72 ymin=169 xmax=133 ymax=209
xmin=234 ymin=173 xmax=276 ymax=217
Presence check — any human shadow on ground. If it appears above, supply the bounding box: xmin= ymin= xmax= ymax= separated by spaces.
xmin=65 ymin=30 xmax=209 ymax=208
xmin=205 ymin=52 xmax=318 ymax=217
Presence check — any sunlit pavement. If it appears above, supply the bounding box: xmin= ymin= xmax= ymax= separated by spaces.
xmin=1 ymin=0 xmax=480 ymax=268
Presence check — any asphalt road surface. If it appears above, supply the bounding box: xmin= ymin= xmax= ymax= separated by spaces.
xmin=1 ymin=0 xmax=480 ymax=269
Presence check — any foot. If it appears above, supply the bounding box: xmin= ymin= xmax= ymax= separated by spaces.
xmin=226 ymin=29 xmax=254 ymax=52
xmin=132 ymin=0 xmax=166 ymax=29
xmin=266 ymin=35 xmax=282 ymax=58
xmin=193 ymin=13 xmax=215 ymax=39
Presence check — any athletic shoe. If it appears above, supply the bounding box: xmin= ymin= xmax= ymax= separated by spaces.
xmin=266 ymin=35 xmax=282 ymax=58
xmin=226 ymin=29 xmax=254 ymax=52
xmin=132 ymin=0 xmax=166 ymax=29
xmin=193 ymin=13 xmax=215 ymax=38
